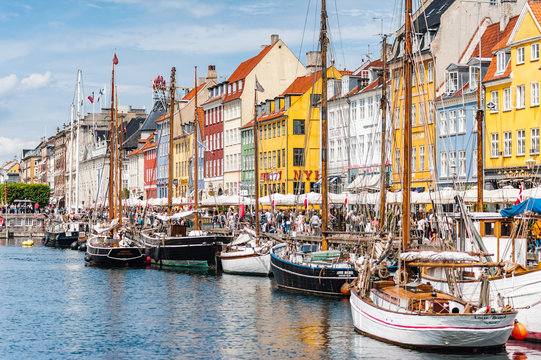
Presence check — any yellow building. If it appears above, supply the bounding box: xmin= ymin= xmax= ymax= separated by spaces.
xmin=255 ymin=67 xmax=342 ymax=196
xmin=390 ymin=54 xmax=437 ymax=192
xmin=483 ymin=5 xmax=539 ymax=189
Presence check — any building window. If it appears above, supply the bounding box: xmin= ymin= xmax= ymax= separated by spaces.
xmin=411 ymin=103 xmax=416 ymax=126
xmin=293 ymin=148 xmax=304 ymax=166
xmin=272 ymin=122 xmax=276 ymax=137
xmin=532 ymin=82 xmax=540 ymax=107
xmin=458 ymin=109 xmax=466 ymax=133
xmin=277 ymin=121 xmax=281 ymax=136
xmin=310 ymin=94 xmax=321 ymax=107
xmin=532 ymin=128 xmax=540 ymax=155
xmin=439 ymin=111 xmax=447 ymax=136
xmin=532 ymin=43 xmax=539 ymax=61
xmin=272 ymin=151 xmax=276 ymax=168
xmin=504 ymin=131 xmax=512 ymax=157
xmin=428 ymin=101 xmax=434 ymax=123
xmin=447 ymin=72 xmax=458 ymax=93
xmin=518 ymin=130 xmax=526 ymax=156
xmin=293 ymin=119 xmax=305 ymax=135
xmin=459 ymin=151 xmax=466 ymax=177
xmin=394 ymin=107 xmax=400 ymax=129
xmin=282 ymin=149 xmax=285 ymax=167
xmin=470 ymin=66 xmax=479 ymax=91
xmin=448 ymin=110 xmax=456 ymax=135
xmin=517 ymin=85 xmax=525 ymax=109
xmin=491 ymin=133 xmax=499 ymax=158
xmin=419 ymin=145 xmax=425 ymax=171
xmin=360 ymin=99 xmax=366 ymax=120
xmin=449 ymin=151 xmax=457 ymax=177
xmin=496 ymin=51 xmax=510 ymax=74
xmin=394 ymin=70 xmax=400 ymax=90
xmin=282 ymin=120 xmax=286 ymax=136
xmin=503 ymin=88 xmax=511 ymax=111
xmin=428 ymin=144 xmax=434 ymax=171
xmin=517 ymin=46 xmax=525 ymax=64
xmin=419 ymin=102 xmax=425 ymax=125
xmin=440 ymin=152 xmax=448 ymax=178
xmin=412 ymin=147 xmax=416 ymax=171
xmin=490 ymin=90 xmax=499 ymax=112
xmin=367 ymin=97 xmax=374 ymax=118
xmin=293 ymin=181 xmax=305 ymax=194
xmin=427 ymin=61 xmax=433 ymax=83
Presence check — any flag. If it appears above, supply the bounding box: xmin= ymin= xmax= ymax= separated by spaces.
xmin=97 ymin=88 xmax=105 ymax=103
xmin=113 ymin=53 xmax=119 ymax=65
xmin=239 ymin=203 xmax=245 ymax=218
xmin=304 ymin=195 xmax=308 ymax=210
xmin=345 ymin=194 xmax=348 ymax=206
xmin=88 ymin=92 xmax=94 ymax=104
xmin=254 ymin=76 xmax=264 ymax=92
xmin=515 ymin=183 xmax=524 ymax=205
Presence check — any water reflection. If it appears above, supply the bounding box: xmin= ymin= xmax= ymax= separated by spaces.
xmin=0 ymin=245 xmax=540 ymax=359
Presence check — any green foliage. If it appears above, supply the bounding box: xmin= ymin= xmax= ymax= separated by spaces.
xmin=122 ymin=188 xmax=130 ymax=199
xmin=0 ymin=183 xmax=50 ymax=206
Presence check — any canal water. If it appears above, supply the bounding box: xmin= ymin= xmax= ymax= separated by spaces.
xmin=1 ymin=245 xmax=540 ymax=359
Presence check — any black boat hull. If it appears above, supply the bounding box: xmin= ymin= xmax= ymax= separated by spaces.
xmin=86 ymin=244 xmax=146 ymax=267
xmin=43 ymin=231 xmax=80 ymax=249
xmin=145 ymin=235 xmax=227 ymax=268
xmin=270 ymin=244 xmax=357 ymax=296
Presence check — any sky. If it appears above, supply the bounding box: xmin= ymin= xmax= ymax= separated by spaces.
xmin=0 ymin=0 xmax=400 ymax=164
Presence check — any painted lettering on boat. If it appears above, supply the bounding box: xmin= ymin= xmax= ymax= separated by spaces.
xmin=337 ymin=271 xmax=354 ymax=276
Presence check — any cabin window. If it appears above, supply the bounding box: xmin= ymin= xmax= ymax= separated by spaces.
xmin=484 ymin=222 xmax=495 ymax=236
xmin=501 ymin=222 xmax=512 ymax=237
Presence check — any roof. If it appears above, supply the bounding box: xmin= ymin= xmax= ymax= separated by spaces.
xmin=530 ymin=1 xmax=541 ymax=24
xmin=182 ymin=82 xmax=207 ymax=101
xmin=241 ymin=119 xmax=255 ymax=129
xmin=281 ymin=71 xmax=322 ymax=95
xmin=483 ymin=16 xmax=519 ymax=83
xmin=255 ymin=108 xmax=287 ymax=124
xmin=227 ymin=42 xmax=278 ymax=83
xmin=469 ymin=21 xmax=502 ymax=60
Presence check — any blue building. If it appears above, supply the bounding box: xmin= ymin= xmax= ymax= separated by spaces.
xmin=155 ymin=114 xmax=170 ymax=199
xmin=436 ymin=58 xmax=489 ymax=189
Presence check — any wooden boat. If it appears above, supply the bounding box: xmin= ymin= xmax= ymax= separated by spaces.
xmin=220 ymin=232 xmax=272 ymax=275
xmin=43 ymin=220 xmax=80 ymax=249
xmin=86 ymin=232 xmax=146 ymax=267
xmin=350 ymin=280 xmax=517 ymax=350
xmin=271 ymin=243 xmax=356 ymax=295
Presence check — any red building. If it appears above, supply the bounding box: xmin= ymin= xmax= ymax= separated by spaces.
xmin=142 ymin=133 xmax=157 ymax=199
xmin=202 ymin=79 xmax=226 ymax=196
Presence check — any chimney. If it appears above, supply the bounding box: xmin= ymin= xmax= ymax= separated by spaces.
xmin=306 ymin=51 xmax=322 ymax=74
xmin=206 ymin=65 xmax=217 ymax=82
xmin=198 ymin=77 xmax=206 ymax=86
xmin=500 ymin=14 xmax=509 ymax=32
xmin=271 ymin=34 xmax=279 ymax=45
xmin=260 ymin=45 xmax=267 ymax=51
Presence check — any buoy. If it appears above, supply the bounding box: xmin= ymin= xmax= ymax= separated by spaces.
xmin=341 ymin=282 xmax=351 ymax=296
xmin=70 ymin=241 xmax=79 ymax=250
xmin=78 ymin=243 xmax=87 ymax=252
xmin=22 ymin=240 xmax=34 ymax=247
xmin=512 ymin=321 xmax=528 ymax=340
xmin=84 ymin=255 xmax=91 ymax=262
xmin=145 ymin=256 xmax=152 ymax=265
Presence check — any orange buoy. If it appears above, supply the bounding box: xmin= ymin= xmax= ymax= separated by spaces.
xmin=341 ymin=282 xmax=351 ymax=296
xmin=512 ymin=321 xmax=528 ymax=340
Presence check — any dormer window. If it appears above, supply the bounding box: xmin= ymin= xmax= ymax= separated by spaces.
xmin=496 ymin=51 xmax=510 ymax=74
xmin=284 ymin=96 xmax=291 ymax=110
xmin=470 ymin=66 xmax=479 ymax=91
xmin=233 ymin=82 xmax=237 ymax=93
xmin=239 ymin=80 xmax=243 ymax=91
xmin=447 ymin=71 xmax=458 ymax=93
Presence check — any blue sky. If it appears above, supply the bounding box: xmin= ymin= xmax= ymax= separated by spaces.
xmin=0 ymin=0 xmax=399 ymax=163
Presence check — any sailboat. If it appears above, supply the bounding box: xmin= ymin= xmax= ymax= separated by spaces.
xmin=85 ymin=53 xmax=147 ymax=267
xmin=349 ymin=0 xmax=517 ymax=349
xmin=269 ymin=0 xmax=357 ymax=295
xmin=140 ymin=67 xmax=227 ymax=268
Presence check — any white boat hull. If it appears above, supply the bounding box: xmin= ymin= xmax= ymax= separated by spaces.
xmin=221 ymin=249 xmax=271 ymax=275
xmin=425 ymin=268 xmax=541 ymax=342
xmin=350 ymin=290 xmax=516 ymax=349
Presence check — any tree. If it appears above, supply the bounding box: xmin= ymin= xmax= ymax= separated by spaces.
xmin=0 ymin=183 xmax=50 ymax=206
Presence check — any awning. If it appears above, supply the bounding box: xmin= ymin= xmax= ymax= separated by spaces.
xmin=346 ymin=173 xmax=380 ymax=190
xmin=501 ymin=198 xmax=541 ymax=217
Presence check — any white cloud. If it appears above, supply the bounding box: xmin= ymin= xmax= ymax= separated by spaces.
xmin=20 ymin=71 xmax=53 ymax=90
xmin=0 ymin=75 xmax=18 ymax=96
xmin=0 ymin=136 xmax=36 ymax=159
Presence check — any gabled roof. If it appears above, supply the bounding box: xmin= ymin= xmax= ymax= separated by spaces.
xmin=469 ymin=21 xmax=502 ymax=60
xmin=483 ymin=16 xmax=519 ymax=83
xmin=227 ymin=42 xmax=278 ymax=83
xmin=281 ymin=71 xmax=322 ymax=95
xmin=241 ymin=119 xmax=255 ymax=129
xmin=182 ymin=82 xmax=208 ymax=101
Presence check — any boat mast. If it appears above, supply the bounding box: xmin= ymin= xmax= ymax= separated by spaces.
xmin=194 ymin=67 xmax=200 ymax=230
xmin=108 ymin=58 xmax=116 ymax=222
xmin=320 ymin=0 xmax=329 ymax=250
xmin=118 ymin=112 xmax=124 ymax=227
xmin=476 ymin=5 xmax=484 ymax=212
xmin=253 ymin=88 xmax=260 ymax=237
xmin=167 ymin=67 xmax=176 ymax=218
xmin=115 ymin=90 xmax=119 ymax=221
xmin=379 ymin=35 xmax=388 ymax=231
xmin=402 ymin=0 xmax=413 ymax=250
xmin=75 ymin=69 xmax=82 ymax=214
xmin=68 ymin=102 xmax=74 ymax=212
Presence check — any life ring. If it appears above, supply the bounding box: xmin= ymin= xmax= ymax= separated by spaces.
xmin=378 ymin=261 xmax=389 ymax=279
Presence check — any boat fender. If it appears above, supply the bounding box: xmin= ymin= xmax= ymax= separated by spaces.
xmin=78 ymin=243 xmax=87 ymax=252
xmin=70 ymin=241 xmax=79 ymax=250
xmin=145 ymin=256 xmax=152 ymax=265
xmin=84 ymin=255 xmax=91 ymax=262
xmin=341 ymin=282 xmax=351 ymax=296
xmin=512 ymin=321 xmax=528 ymax=340
xmin=153 ymin=245 xmax=161 ymax=260
xmin=474 ymin=306 xmax=490 ymax=314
